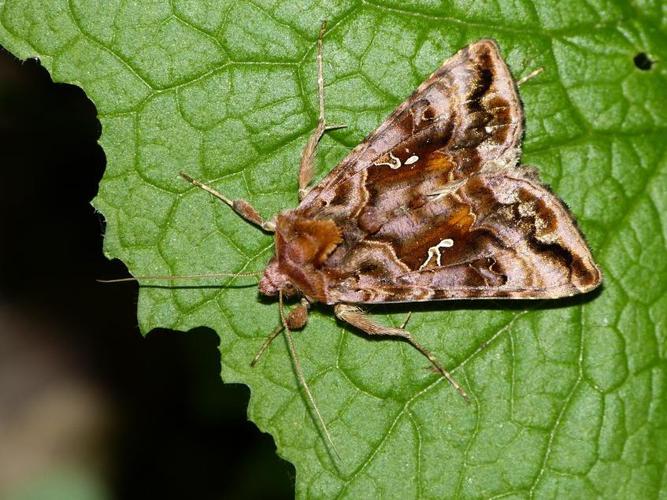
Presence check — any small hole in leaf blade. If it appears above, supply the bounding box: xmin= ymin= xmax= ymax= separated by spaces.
xmin=633 ymin=52 xmax=653 ymax=71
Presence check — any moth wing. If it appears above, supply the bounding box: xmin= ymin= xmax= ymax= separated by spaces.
xmin=324 ymin=168 xmax=602 ymax=304
xmin=297 ymin=39 xmax=523 ymax=225
xmin=286 ymin=39 xmax=600 ymax=304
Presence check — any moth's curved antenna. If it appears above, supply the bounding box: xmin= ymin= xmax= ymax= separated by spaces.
xmin=97 ymin=271 xmax=262 ymax=284
xmin=279 ymin=289 xmax=340 ymax=461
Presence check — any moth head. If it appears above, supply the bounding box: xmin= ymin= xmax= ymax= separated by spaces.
xmin=258 ymin=258 xmax=295 ymax=297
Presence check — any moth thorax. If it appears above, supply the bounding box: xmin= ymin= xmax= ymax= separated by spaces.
xmin=275 ymin=214 xmax=342 ymax=267
xmin=260 ymin=214 xmax=342 ymax=303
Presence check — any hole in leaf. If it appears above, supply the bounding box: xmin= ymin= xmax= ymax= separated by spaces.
xmin=633 ymin=52 xmax=653 ymax=71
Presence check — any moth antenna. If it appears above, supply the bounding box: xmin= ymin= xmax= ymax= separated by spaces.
xmin=250 ymin=323 xmax=284 ymax=367
xmin=97 ymin=271 xmax=262 ymax=284
xmin=279 ymin=290 xmax=341 ymax=461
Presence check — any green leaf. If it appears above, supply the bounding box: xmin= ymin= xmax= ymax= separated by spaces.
xmin=2 ymin=0 xmax=666 ymax=497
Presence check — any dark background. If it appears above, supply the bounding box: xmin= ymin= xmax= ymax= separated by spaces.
xmin=0 ymin=46 xmax=293 ymax=499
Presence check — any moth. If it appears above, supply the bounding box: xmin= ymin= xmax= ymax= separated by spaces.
xmin=138 ymin=25 xmax=602 ymax=454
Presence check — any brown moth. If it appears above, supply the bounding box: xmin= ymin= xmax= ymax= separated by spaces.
xmin=176 ymin=26 xmax=602 ymax=453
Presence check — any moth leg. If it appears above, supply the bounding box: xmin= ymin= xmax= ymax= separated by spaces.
xmin=298 ymin=21 xmax=345 ymax=201
xmin=516 ymin=66 xmax=544 ymax=85
xmin=250 ymin=323 xmax=283 ymax=367
xmin=400 ymin=311 xmax=413 ymax=329
xmin=179 ymin=172 xmax=276 ymax=232
xmin=334 ymin=304 xmax=469 ymax=400
xmin=251 ymin=299 xmax=310 ymax=367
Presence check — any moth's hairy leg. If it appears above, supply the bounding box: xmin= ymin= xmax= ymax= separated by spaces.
xmin=251 ymin=299 xmax=310 ymax=367
xmin=298 ymin=21 xmax=345 ymax=201
xmin=516 ymin=66 xmax=543 ymax=86
xmin=334 ymin=304 xmax=469 ymax=401
xmin=400 ymin=311 xmax=413 ymax=329
xmin=179 ymin=172 xmax=276 ymax=232
xmin=250 ymin=323 xmax=283 ymax=367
